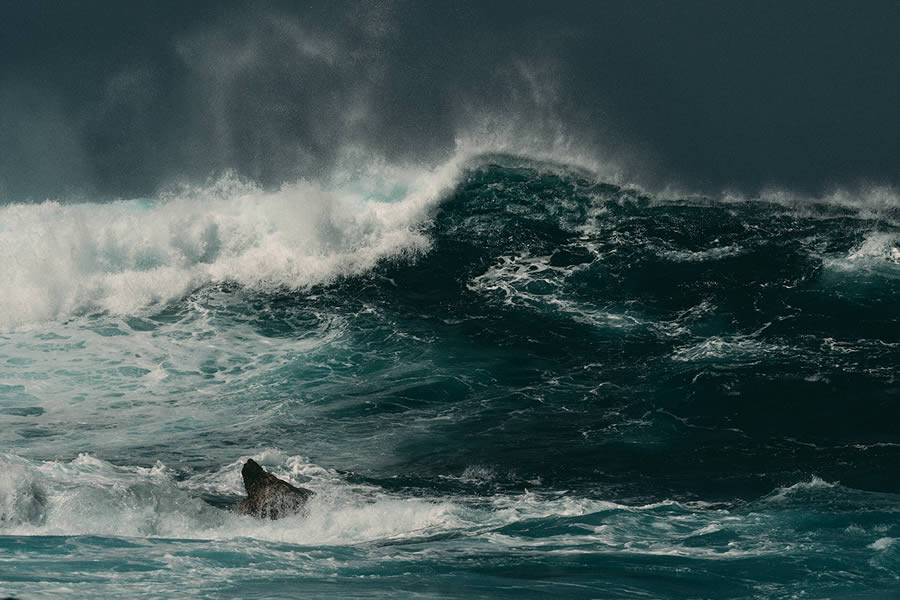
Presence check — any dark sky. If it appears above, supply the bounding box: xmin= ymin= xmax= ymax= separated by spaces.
xmin=1 ymin=0 xmax=898 ymax=200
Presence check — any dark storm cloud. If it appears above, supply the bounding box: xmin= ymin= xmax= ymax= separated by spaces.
xmin=1 ymin=0 xmax=897 ymax=200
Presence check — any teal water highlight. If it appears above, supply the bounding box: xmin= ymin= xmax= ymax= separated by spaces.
xmin=1 ymin=158 xmax=899 ymax=598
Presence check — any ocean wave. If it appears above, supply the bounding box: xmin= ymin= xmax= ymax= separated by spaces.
xmin=3 ymin=150 xmax=899 ymax=331
xmin=763 ymin=475 xmax=838 ymax=503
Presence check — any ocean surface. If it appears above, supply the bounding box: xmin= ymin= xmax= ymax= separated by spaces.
xmin=1 ymin=154 xmax=899 ymax=598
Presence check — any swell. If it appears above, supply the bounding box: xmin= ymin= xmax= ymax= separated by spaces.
xmin=2 ymin=152 xmax=898 ymax=331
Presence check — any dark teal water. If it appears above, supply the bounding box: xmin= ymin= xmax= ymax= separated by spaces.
xmin=1 ymin=159 xmax=899 ymax=598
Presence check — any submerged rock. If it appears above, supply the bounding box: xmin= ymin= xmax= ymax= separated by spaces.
xmin=234 ymin=459 xmax=315 ymax=520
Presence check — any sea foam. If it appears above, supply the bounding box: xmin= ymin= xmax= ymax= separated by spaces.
xmin=0 ymin=163 xmax=460 ymax=330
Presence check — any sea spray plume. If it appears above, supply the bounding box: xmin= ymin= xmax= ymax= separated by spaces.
xmin=169 ymin=3 xmax=607 ymax=191
xmin=0 ymin=2 xmax=644 ymax=200
xmin=235 ymin=459 xmax=315 ymax=520
xmin=2 ymin=3 xmax=898 ymax=200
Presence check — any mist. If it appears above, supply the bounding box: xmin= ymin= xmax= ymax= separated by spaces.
xmin=1 ymin=0 xmax=898 ymax=201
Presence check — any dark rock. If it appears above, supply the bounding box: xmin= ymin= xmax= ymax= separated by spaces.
xmin=234 ymin=459 xmax=315 ymax=520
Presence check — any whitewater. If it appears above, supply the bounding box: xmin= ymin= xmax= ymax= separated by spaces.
xmin=1 ymin=149 xmax=899 ymax=598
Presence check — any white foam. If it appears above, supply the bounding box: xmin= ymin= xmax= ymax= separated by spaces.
xmin=670 ymin=334 xmax=789 ymax=363
xmin=658 ymin=244 xmax=744 ymax=263
xmin=820 ymin=231 xmax=900 ymax=279
xmin=7 ymin=452 xmax=888 ymax=568
xmin=846 ymin=232 xmax=900 ymax=263
xmin=0 ymin=159 xmax=467 ymax=329
xmin=0 ymin=452 xmax=726 ymax=550
xmin=468 ymin=251 xmax=643 ymax=329
xmin=0 ymin=454 xmax=48 ymax=526
xmin=869 ymin=537 xmax=897 ymax=551
xmin=1 ymin=452 xmax=472 ymax=543
xmin=764 ymin=476 xmax=838 ymax=502
xmin=718 ymin=184 xmax=900 ymax=222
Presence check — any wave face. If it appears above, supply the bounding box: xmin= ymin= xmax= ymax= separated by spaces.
xmin=1 ymin=159 xmax=900 ymax=598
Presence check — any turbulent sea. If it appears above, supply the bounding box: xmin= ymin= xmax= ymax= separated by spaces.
xmin=1 ymin=155 xmax=899 ymax=598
